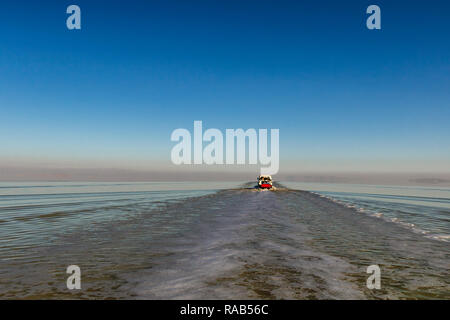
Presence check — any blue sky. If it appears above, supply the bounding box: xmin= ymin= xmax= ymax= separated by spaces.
xmin=0 ymin=0 xmax=449 ymax=177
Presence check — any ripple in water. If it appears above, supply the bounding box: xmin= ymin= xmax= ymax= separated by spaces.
xmin=0 ymin=182 xmax=448 ymax=299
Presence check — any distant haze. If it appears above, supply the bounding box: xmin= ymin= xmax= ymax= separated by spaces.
xmin=1 ymin=163 xmax=450 ymax=187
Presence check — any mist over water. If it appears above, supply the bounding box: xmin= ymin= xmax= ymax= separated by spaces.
xmin=0 ymin=182 xmax=448 ymax=299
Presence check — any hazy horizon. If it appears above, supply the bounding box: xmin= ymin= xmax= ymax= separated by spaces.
xmin=1 ymin=164 xmax=450 ymax=187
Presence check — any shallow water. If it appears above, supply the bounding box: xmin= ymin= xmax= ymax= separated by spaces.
xmin=0 ymin=182 xmax=448 ymax=299
xmin=283 ymin=182 xmax=450 ymax=242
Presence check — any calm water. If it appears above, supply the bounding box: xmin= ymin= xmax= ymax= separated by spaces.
xmin=283 ymin=182 xmax=450 ymax=242
xmin=0 ymin=181 xmax=448 ymax=299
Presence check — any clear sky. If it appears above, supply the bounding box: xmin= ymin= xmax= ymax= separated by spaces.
xmin=0 ymin=0 xmax=449 ymax=180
